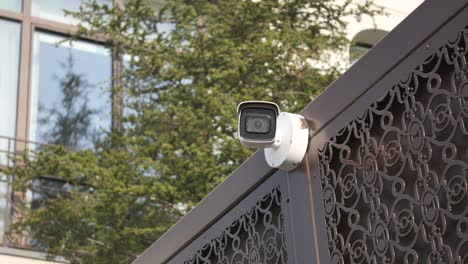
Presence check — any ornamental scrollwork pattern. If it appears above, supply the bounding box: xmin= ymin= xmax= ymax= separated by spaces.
xmin=319 ymin=28 xmax=468 ymax=263
xmin=183 ymin=187 xmax=288 ymax=264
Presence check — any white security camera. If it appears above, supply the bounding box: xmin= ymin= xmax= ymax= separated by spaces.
xmin=237 ymin=101 xmax=309 ymax=171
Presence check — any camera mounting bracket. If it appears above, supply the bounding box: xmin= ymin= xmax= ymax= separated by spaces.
xmin=264 ymin=112 xmax=309 ymax=171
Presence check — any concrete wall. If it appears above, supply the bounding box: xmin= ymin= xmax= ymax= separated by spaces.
xmin=0 ymin=255 xmax=60 ymax=264
xmin=0 ymin=247 xmax=64 ymax=264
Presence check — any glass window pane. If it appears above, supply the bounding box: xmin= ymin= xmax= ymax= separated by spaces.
xmin=30 ymin=32 xmax=111 ymax=149
xmin=32 ymin=0 xmax=112 ymax=24
xmin=0 ymin=0 xmax=21 ymax=13
xmin=0 ymin=19 xmax=20 ymax=166
xmin=349 ymin=45 xmax=371 ymax=65
xmin=31 ymin=178 xmax=66 ymax=210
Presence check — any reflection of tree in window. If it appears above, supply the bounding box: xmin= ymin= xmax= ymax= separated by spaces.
xmin=38 ymin=54 xmax=100 ymax=149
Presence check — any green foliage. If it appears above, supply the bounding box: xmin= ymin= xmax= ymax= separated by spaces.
xmin=5 ymin=0 xmax=380 ymax=263
xmin=9 ymin=147 xmax=176 ymax=263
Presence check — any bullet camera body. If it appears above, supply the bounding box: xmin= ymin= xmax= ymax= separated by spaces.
xmin=237 ymin=101 xmax=309 ymax=171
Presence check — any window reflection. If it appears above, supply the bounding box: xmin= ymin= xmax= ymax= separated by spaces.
xmin=0 ymin=0 xmax=21 ymax=13
xmin=32 ymin=0 xmax=112 ymax=24
xmin=0 ymin=19 xmax=20 ymax=165
xmin=30 ymin=32 xmax=111 ymax=149
xmin=31 ymin=178 xmax=67 ymax=210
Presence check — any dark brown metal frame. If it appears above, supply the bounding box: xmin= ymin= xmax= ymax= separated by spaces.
xmin=307 ymin=2 xmax=468 ymax=263
xmin=168 ymin=171 xmax=295 ymax=263
xmin=133 ymin=0 xmax=468 ymax=263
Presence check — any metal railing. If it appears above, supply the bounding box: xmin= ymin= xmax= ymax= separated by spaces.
xmin=0 ymin=135 xmax=50 ymax=168
xmin=0 ymin=135 xmax=17 ymax=168
xmin=0 ymin=135 xmax=51 ymax=250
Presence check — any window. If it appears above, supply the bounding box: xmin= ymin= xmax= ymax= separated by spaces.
xmin=0 ymin=19 xmax=20 ymax=165
xmin=30 ymin=32 xmax=112 ymax=149
xmin=29 ymin=177 xmax=72 ymax=249
xmin=31 ymin=178 xmax=69 ymax=210
xmin=31 ymin=0 xmax=112 ymax=24
xmin=349 ymin=43 xmax=374 ymax=65
xmin=349 ymin=29 xmax=388 ymax=65
xmin=0 ymin=0 xmax=21 ymax=13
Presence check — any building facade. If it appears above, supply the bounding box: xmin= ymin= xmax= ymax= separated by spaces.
xmin=0 ymin=0 xmax=126 ymax=262
xmin=0 ymin=0 xmax=422 ymax=262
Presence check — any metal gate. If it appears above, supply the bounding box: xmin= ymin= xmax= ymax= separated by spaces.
xmin=134 ymin=0 xmax=468 ymax=263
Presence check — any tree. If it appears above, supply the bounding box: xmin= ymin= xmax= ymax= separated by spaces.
xmin=5 ymin=0 xmax=380 ymax=263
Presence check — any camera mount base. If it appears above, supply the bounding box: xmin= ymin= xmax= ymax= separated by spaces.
xmin=264 ymin=112 xmax=309 ymax=171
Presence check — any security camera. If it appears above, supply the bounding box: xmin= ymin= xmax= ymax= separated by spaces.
xmin=237 ymin=101 xmax=309 ymax=171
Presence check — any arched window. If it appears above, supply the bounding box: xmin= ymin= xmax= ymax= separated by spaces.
xmin=350 ymin=29 xmax=388 ymax=64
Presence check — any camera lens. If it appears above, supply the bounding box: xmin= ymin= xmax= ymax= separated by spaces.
xmin=246 ymin=115 xmax=271 ymax=133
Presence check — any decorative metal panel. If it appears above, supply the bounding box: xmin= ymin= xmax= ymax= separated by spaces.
xmin=318 ymin=27 xmax=468 ymax=263
xmin=170 ymin=175 xmax=291 ymax=264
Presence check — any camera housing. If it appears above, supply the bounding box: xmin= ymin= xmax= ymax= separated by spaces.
xmin=237 ymin=101 xmax=310 ymax=171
